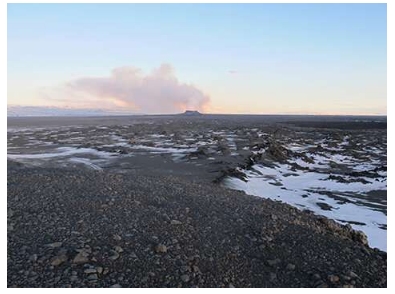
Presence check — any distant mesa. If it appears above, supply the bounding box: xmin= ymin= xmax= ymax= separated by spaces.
xmin=179 ymin=110 xmax=203 ymax=116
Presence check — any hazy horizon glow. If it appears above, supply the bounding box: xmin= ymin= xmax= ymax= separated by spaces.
xmin=8 ymin=3 xmax=387 ymax=115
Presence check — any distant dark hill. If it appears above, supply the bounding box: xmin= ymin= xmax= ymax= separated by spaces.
xmin=179 ymin=110 xmax=203 ymax=116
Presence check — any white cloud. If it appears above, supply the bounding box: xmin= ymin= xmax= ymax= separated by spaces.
xmin=42 ymin=64 xmax=210 ymax=114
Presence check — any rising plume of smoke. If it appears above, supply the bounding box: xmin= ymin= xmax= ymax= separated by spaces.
xmin=61 ymin=64 xmax=210 ymax=114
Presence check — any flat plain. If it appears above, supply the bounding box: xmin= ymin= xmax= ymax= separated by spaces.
xmin=7 ymin=114 xmax=387 ymax=287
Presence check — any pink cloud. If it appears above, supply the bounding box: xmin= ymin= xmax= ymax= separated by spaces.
xmin=57 ymin=64 xmax=211 ymax=114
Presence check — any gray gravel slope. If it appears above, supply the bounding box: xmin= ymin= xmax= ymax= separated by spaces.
xmin=7 ymin=166 xmax=387 ymax=287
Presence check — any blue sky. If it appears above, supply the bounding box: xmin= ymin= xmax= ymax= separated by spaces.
xmin=8 ymin=3 xmax=387 ymax=114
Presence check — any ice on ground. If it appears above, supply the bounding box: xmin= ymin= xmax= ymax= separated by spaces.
xmin=69 ymin=157 xmax=103 ymax=171
xmin=7 ymin=147 xmax=115 ymax=160
xmin=130 ymin=144 xmax=197 ymax=154
xmin=224 ymin=163 xmax=387 ymax=251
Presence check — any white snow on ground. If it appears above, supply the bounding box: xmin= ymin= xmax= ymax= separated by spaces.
xmin=7 ymin=147 xmax=115 ymax=160
xmin=225 ymin=163 xmax=387 ymax=251
xmin=8 ymin=126 xmax=386 ymax=252
xmin=291 ymin=152 xmax=382 ymax=172
xmin=69 ymin=157 xmax=103 ymax=171
xmin=129 ymin=144 xmax=197 ymax=157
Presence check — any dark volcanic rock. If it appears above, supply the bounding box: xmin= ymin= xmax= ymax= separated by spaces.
xmin=179 ymin=110 xmax=203 ymax=116
xmin=266 ymin=141 xmax=291 ymax=162
xmin=7 ymin=168 xmax=386 ymax=288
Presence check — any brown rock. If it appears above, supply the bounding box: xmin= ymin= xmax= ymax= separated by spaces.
xmin=328 ymin=275 xmax=340 ymax=283
xmin=155 ymin=244 xmax=167 ymax=253
xmin=50 ymin=254 xmax=67 ymax=266
xmin=72 ymin=251 xmax=89 ymax=264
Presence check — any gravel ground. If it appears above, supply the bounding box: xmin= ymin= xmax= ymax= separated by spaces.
xmin=7 ymin=164 xmax=387 ymax=288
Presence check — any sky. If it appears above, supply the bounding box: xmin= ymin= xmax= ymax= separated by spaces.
xmin=8 ymin=3 xmax=387 ymax=115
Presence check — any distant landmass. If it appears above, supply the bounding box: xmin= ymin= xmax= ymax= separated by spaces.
xmin=179 ymin=110 xmax=203 ymax=116
xmin=7 ymin=106 xmax=139 ymax=117
xmin=7 ymin=106 xmax=207 ymax=117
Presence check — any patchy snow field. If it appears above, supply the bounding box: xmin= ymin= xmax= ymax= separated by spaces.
xmin=7 ymin=116 xmax=387 ymax=251
xmin=224 ymin=134 xmax=387 ymax=251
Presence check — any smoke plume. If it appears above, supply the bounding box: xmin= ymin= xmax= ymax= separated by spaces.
xmin=54 ymin=64 xmax=210 ymax=114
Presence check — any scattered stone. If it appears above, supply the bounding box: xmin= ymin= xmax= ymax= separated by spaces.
xmin=29 ymin=254 xmax=38 ymax=263
xmin=113 ymin=234 xmax=122 ymax=241
xmin=114 ymin=246 xmax=124 ymax=253
xmin=351 ymin=230 xmax=369 ymax=245
xmin=155 ymin=244 xmax=167 ymax=254
xmin=102 ymin=268 xmax=110 ymax=275
xmin=192 ymin=265 xmax=200 ymax=273
xmin=46 ymin=242 xmax=63 ymax=249
xmin=50 ymin=254 xmax=68 ymax=266
xmin=312 ymin=273 xmax=321 ymax=280
xmin=72 ymin=251 xmax=89 ymax=264
xmin=181 ymin=274 xmax=190 ymax=283
xmin=6 ymin=129 xmax=388 ymax=288
xmin=267 ymin=259 xmax=281 ymax=266
xmin=316 ymin=202 xmax=334 ymax=211
xmin=84 ymin=268 xmax=97 ymax=274
xmin=286 ymin=263 xmax=296 ymax=271
xmin=269 ymin=273 xmax=277 ymax=281
xmin=342 ymin=275 xmax=351 ymax=281
xmin=109 ymin=250 xmax=120 ymax=261
xmin=87 ymin=274 xmax=98 ymax=281
xmin=328 ymin=275 xmax=340 ymax=283
xmin=171 ymin=220 xmax=182 ymax=225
